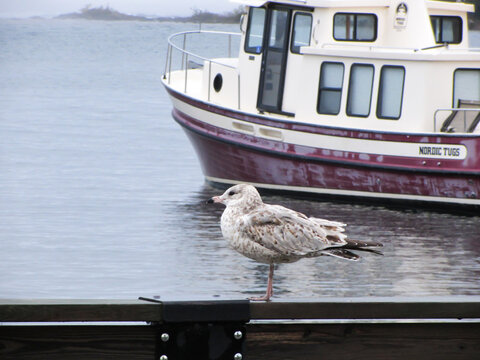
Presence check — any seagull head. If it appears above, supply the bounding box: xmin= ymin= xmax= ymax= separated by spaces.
xmin=207 ymin=183 xmax=263 ymax=208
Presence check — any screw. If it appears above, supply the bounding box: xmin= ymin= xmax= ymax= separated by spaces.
xmin=234 ymin=330 xmax=243 ymax=340
xmin=161 ymin=333 xmax=170 ymax=342
xmin=234 ymin=353 xmax=243 ymax=360
xmin=160 ymin=356 xmax=168 ymax=360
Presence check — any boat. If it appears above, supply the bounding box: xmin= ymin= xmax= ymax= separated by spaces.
xmin=162 ymin=0 xmax=480 ymax=210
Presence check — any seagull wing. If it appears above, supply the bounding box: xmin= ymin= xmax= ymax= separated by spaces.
xmin=238 ymin=204 xmax=348 ymax=257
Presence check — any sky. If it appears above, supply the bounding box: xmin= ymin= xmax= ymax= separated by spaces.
xmin=0 ymin=0 xmax=240 ymax=18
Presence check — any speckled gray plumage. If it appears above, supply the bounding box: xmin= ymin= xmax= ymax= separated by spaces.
xmin=213 ymin=184 xmax=376 ymax=265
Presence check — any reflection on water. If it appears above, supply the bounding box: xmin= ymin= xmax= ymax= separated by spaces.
xmin=0 ymin=19 xmax=479 ymax=300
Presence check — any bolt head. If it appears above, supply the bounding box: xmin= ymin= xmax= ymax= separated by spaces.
xmin=234 ymin=353 xmax=243 ymax=360
xmin=161 ymin=333 xmax=170 ymax=342
xmin=160 ymin=355 xmax=168 ymax=360
xmin=233 ymin=330 xmax=243 ymax=340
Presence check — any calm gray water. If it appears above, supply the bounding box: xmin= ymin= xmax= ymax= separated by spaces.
xmin=0 ymin=19 xmax=479 ymax=300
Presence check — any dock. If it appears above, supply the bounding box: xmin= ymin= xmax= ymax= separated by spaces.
xmin=1 ymin=296 xmax=479 ymax=359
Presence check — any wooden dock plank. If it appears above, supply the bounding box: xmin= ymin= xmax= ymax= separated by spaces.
xmin=1 ymin=297 xmax=480 ymax=359
xmin=2 ymin=297 xmax=479 ymax=322
xmin=246 ymin=322 xmax=480 ymax=360
xmin=249 ymin=296 xmax=480 ymax=320
xmin=0 ymin=299 xmax=162 ymax=322
xmin=0 ymin=325 xmax=156 ymax=360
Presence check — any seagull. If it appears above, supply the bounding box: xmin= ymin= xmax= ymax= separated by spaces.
xmin=207 ymin=183 xmax=383 ymax=301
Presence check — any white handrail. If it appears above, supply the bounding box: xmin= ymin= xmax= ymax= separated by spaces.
xmin=166 ymin=30 xmax=241 ymax=71
xmin=319 ymin=42 xmax=480 ymax=53
xmin=164 ymin=30 xmax=242 ymax=108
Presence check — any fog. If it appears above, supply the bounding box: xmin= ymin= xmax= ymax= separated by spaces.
xmin=0 ymin=0 xmax=239 ymax=18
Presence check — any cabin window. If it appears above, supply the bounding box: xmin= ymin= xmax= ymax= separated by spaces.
xmin=317 ymin=62 xmax=345 ymax=115
xmin=334 ymin=13 xmax=377 ymax=42
xmin=430 ymin=16 xmax=462 ymax=44
xmin=291 ymin=12 xmax=312 ymax=54
xmin=258 ymin=8 xmax=290 ymax=110
xmin=268 ymin=9 xmax=289 ymax=49
xmin=377 ymin=66 xmax=405 ymax=120
xmin=347 ymin=64 xmax=374 ymax=117
xmin=453 ymin=69 xmax=480 ymax=106
xmin=245 ymin=7 xmax=266 ymax=54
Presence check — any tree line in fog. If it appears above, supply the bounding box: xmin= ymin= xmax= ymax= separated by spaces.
xmin=56 ymin=5 xmax=244 ymax=24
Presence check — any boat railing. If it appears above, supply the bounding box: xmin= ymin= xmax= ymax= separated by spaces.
xmin=320 ymin=42 xmax=419 ymax=53
xmin=163 ymin=30 xmax=241 ymax=105
xmin=319 ymin=42 xmax=480 ymax=54
xmin=434 ymin=107 xmax=480 ymax=133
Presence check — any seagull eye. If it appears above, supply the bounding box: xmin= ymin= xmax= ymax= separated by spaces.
xmin=228 ymin=190 xmax=236 ymax=196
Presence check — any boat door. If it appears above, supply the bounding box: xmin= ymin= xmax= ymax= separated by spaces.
xmin=257 ymin=7 xmax=292 ymax=114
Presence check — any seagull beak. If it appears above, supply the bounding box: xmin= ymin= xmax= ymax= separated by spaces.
xmin=206 ymin=196 xmax=222 ymax=204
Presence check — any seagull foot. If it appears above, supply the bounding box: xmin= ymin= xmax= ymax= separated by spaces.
xmin=248 ymin=294 xmax=272 ymax=302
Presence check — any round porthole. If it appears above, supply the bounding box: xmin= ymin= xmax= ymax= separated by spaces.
xmin=213 ymin=73 xmax=223 ymax=92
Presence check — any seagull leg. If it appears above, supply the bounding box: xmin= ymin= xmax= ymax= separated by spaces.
xmin=250 ymin=264 xmax=275 ymax=301
xmin=266 ymin=263 xmax=274 ymax=299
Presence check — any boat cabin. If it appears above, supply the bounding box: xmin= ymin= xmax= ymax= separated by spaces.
xmin=165 ymin=0 xmax=480 ymax=134
xmin=162 ymin=0 xmax=480 ymax=208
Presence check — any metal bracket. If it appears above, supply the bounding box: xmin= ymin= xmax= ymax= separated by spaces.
xmin=140 ymin=299 xmax=250 ymax=360
xmin=155 ymin=322 xmax=246 ymax=360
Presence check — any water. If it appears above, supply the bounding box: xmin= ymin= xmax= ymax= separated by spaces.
xmin=0 ymin=19 xmax=479 ymax=300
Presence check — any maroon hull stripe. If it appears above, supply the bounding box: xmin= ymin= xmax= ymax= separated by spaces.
xmin=173 ymin=108 xmax=479 ymax=176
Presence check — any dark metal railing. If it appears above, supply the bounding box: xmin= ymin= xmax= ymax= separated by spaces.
xmin=434 ymin=107 xmax=480 ymax=133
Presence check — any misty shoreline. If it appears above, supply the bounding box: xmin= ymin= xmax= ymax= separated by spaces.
xmin=3 ymin=4 xmax=479 ymax=29
xmin=54 ymin=5 xmax=243 ymax=24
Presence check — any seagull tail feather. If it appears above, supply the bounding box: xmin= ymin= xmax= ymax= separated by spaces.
xmin=322 ymin=248 xmax=360 ymax=261
xmin=343 ymin=239 xmax=384 ymax=256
